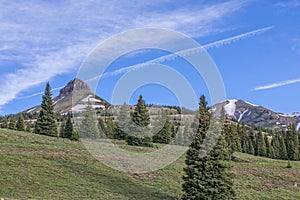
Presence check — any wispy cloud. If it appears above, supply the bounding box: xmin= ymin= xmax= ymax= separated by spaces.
xmin=275 ymin=0 xmax=300 ymax=7
xmin=0 ymin=0 xmax=250 ymax=109
xmin=17 ymin=26 xmax=273 ymax=99
xmin=254 ymin=78 xmax=300 ymax=91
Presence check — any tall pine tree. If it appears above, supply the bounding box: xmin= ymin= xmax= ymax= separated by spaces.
xmin=271 ymin=133 xmax=280 ymax=159
xmin=78 ymin=103 xmax=100 ymax=139
xmin=182 ymin=95 xmax=235 ymax=199
xmin=279 ymin=131 xmax=288 ymax=160
xmin=256 ymin=130 xmax=267 ymax=157
xmin=126 ymin=95 xmax=152 ymax=147
xmin=153 ymin=117 xmax=173 ymax=144
xmin=1 ymin=117 xmax=8 ymax=128
xmin=63 ymin=113 xmax=73 ymax=139
xmin=34 ymin=83 xmax=57 ymax=137
xmin=114 ymin=104 xmax=130 ymax=140
xmin=286 ymin=124 xmax=299 ymax=161
xmin=16 ymin=114 xmax=25 ymax=131
xmin=8 ymin=116 xmax=16 ymax=130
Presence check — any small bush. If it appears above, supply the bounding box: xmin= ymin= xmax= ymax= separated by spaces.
xmin=287 ymin=160 xmax=292 ymax=168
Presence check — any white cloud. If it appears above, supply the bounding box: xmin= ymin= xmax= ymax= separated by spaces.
xmin=0 ymin=0 xmax=250 ymax=109
xmin=254 ymin=78 xmax=300 ymax=91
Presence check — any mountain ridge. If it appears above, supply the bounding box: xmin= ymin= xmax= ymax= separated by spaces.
xmin=212 ymin=99 xmax=300 ymax=131
xmin=23 ymin=78 xmax=300 ymax=131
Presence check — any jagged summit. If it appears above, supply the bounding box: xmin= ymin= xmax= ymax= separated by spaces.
xmin=58 ymin=78 xmax=91 ymax=98
xmin=24 ymin=78 xmax=109 ymax=114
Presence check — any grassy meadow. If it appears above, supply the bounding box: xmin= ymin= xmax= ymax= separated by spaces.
xmin=1 ymin=128 xmax=300 ymax=199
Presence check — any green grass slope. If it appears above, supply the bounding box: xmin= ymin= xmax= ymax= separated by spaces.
xmin=1 ymin=128 xmax=300 ymax=199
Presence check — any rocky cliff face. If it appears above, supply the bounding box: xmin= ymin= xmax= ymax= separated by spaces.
xmin=57 ymin=78 xmax=91 ymax=98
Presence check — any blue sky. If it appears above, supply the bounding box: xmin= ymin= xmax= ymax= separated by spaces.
xmin=0 ymin=0 xmax=300 ymax=115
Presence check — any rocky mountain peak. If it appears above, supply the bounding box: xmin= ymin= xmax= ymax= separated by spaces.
xmin=58 ymin=78 xmax=91 ymax=97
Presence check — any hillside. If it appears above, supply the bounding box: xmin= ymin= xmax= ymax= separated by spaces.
xmin=1 ymin=129 xmax=300 ymax=199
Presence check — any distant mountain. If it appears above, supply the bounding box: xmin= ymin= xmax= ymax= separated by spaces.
xmin=211 ymin=99 xmax=300 ymax=131
xmin=23 ymin=78 xmax=300 ymax=132
xmin=24 ymin=78 xmax=110 ymax=114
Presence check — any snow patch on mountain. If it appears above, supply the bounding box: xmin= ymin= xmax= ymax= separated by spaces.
xmin=27 ymin=107 xmax=38 ymax=113
xmin=279 ymin=112 xmax=300 ymax=117
xmin=224 ymin=99 xmax=238 ymax=117
xmin=238 ymin=109 xmax=249 ymax=122
xmin=72 ymin=104 xmax=105 ymax=112
xmin=297 ymin=123 xmax=300 ymax=131
xmin=81 ymin=95 xmax=102 ymax=103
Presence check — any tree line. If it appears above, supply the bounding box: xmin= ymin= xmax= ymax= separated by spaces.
xmin=1 ymin=82 xmax=300 ymax=162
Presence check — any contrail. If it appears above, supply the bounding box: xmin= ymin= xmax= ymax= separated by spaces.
xmin=98 ymin=26 xmax=273 ymax=79
xmin=17 ymin=86 xmax=64 ymax=99
xmin=19 ymin=26 xmax=273 ymax=99
xmin=254 ymin=78 xmax=300 ymax=91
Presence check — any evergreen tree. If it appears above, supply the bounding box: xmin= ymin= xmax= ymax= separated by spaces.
xmin=286 ymin=124 xmax=299 ymax=161
xmin=8 ymin=116 xmax=16 ymax=130
xmin=77 ymin=103 xmax=99 ymax=139
xmin=248 ymin=139 xmax=255 ymax=155
xmin=256 ymin=130 xmax=267 ymax=157
xmin=249 ymin=128 xmax=256 ymax=155
xmin=34 ymin=83 xmax=57 ymax=137
xmin=59 ymin=121 xmax=65 ymax=137
xmin=224 ymin=122 xmax=242 ymax=154
xmin=1 ymin=117 xmax=7 ymax=128
xmin=25 ymin=124 xmax=31 ymax=132
xmin=126 ymin=95 xmax=152 ymax=147
xmin=271 ymin=132 xmax=280 ymax=159
xmin=105 ymin=117 xmax=116 ymax=139
xmin=131 ymin=95 xmax=150 ymax=127
xmin=153 ymin=117 xmax=173 ymax=144
xmin=242 ymin=139 xmax=247 ymax=153
xmin=16 ymin=114 xmax=25 ymax=131
xmin=265 ymin=135 xmax=274 ymax=158
xmin=230 ymin=124 xmax=242 ymax=153
xmin=182 ymin=95 xmax=235 ymax=200
xmin=70 ymin=130 xmax=79 ymax=141
xmin=279 ymin=131 xmax=288 ymax=160
xmin=240 ymin=122 xmax=248 ymax=153
xmin=63 ymin=113 xmax=73 ymax=139
xmin=114 ymin=104 xmax=130 ymax=140
xmin=98 ymin=117 xmax=106 ymax=138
